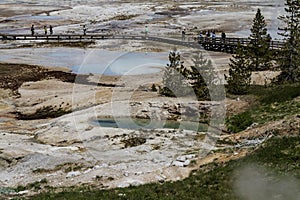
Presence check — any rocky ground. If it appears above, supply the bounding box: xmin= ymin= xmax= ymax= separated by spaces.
xmin=0 ymin=0 xmax=294 ymax=198
xmin=0 ymin=62 xmax=295 ymax=198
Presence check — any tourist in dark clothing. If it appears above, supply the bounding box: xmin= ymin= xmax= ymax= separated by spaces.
xmin=221 ymin=31 xmax=226 ymax=39
xmin=83 ymin=25 xmax=87 ymax=35
xmin=212 ymin=31 xmax=216 ymax=38
xmin=49 ymin=25 xmax=53 ymax=35
xmin=31 ymin=24 xmax=34 ymax=35
xmin=198 ymin=31 xmax=203 ymax=40
xmin=182 ymin=29 xmax=186 ymax=41
xmin=206 ymin=31 xmax=210 ymax=38
xmin=44 ymin=25 xmax=47 ymax=35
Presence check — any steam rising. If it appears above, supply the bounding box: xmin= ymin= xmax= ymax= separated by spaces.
xmin=234 ymin=164 xmax=300 ymax=200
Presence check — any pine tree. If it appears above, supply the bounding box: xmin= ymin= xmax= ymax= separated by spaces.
xmin=151 ymin=84 xmax=157 ymax=92
xmin=277 ymin=0 xmax=300 ymax=82
xmin=160 ymin=50 xmax=191 ymax=97
xmin=247 ymin=8 xmax=272 ymax=71
xmin=225 ymin=43 xmax=252 ymax=94
xmin=189 ymin=52 xmax=215 ymax=100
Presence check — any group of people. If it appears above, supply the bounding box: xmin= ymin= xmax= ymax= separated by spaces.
xmin=197 ymin=30 xmax=227 ymax=40
xmin=198 ymin=31 xmax=226 ymax=39
xmin=30 ymin=24 xmax=89 ymax=35
xmin=182 ymin=28 xmax=227 ymax=42
xmin=30 ymin=24 xmax=53 ymax=35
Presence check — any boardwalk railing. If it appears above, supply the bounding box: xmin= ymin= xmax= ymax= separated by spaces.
xmin=0 ymin=34 xmax=285 ymax=52
xmin=0 ymin=34 xmax=113 ymax=41
xmin=0 ymin=34 xmax=204 ymax=49
xmin=197 ymin=37 xmax=285 ymax=51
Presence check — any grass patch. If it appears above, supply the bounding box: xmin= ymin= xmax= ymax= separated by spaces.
xmin=249 ymin=83 xmax=300 ymax=104
xmin=226 ymin=83 xmax=300 ymax=133
xmin=251 ymin=101 xmax=300 ymax=124
xmin=23 ymin=136 xmax=300 ymax=200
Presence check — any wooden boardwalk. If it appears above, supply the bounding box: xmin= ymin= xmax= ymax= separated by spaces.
xmin=0 ymin=33 xmax=285 ymax=53
xmin=0 ymin=34 xmax=202 ymax=49
xmin=197 ymin=37 xmax=285 ymax=53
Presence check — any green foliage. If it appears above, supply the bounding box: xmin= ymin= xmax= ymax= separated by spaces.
xmin=189 ymin=52 xmax=216 ymax=100
xmin=0 ymin=187 xmax=15 ymax=195
xmin=28 ymin=181 xmax=42 ymax=191
xmin=160 ymin=50 xmax=191 ymax=97
xmin=226 ymin=111 xmax=253 ymax=133
xmin=247 ymin=84 xmax=300 ymax=124
xmin=245 ymin=136 xmax=300 ymax=174
xmin=253 ymin=82 xmax=300 ymax=104
xmin=276 ymin=0 xmax=300 ymax=82
xmin=226 ymin=83 xmax=300 ymax=133
xmin=251 ymin=100 xmax=300 ymax=124
xmin=151 ymin=84 xmax=157 ymax=92
xmin=160 ymin=50 xmax=221 ymax=100
xmin=247 ymin=8 xmax=273 ymax=71
xmin=225 ymin=43 xmax=251 ymax=94
xmin=12 ymin=178 xmax=49 ymax=195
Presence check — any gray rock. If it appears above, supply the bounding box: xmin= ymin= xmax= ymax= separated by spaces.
xmin=176 ymin=156 xmax=187 ymax=162
xmin=172 ymin=161 xmax=184 ymax=167
xmin=66 ymin=171 xmax=81 ymax=178
xmin=156 ymin=175 xmax=166 ymax=183
xmin=183 ymin=159 xmax=191 ymax=166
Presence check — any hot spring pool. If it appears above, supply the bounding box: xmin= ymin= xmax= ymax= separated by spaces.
xmin=91 ymin=117 xmax=208 ymax=132
xmin=0 ymin=47 xmax=168 ymax=75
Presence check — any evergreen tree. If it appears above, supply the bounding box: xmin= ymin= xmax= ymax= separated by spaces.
xmin=225 ymin=43 xmax=252 ymax=94
xmin=247 ymin=8 xmax=272 ymax=71
xmin=160 ymin=50 xmax=190 ymax=97
xmin=277 ymin=0 xmax=300 ymax=82
xmin=151 ymin=84 xmax=157 ymax=92
xmin=189 ymin=52 xmax=215 ymax=100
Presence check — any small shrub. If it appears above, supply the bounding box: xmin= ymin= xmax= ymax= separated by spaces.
xmin=15 ymin=105 xmax=71 ymax=120
xmin=15 ymin=185 xmax=26 ymax=192
xmin=40 ymin=178 xmax=48 ymax=184
xmin=121 ymin=137 xmax=146 ymax=148
xmin=226 ymin=111 xmax=253 ymax=133
xmin=28 ymin=181 xmax=41 ymax=190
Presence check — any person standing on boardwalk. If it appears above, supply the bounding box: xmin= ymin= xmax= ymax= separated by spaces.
xmin=221 ymin=31 xmax=226 ymax=39
xmin=182 ymin=29 xmax=186 ymax=41
xmin=145 ymin=25 xmax=148 ymax=37
xmin=211 ymin=31 xmax=216 ymax=42
xmin=206 ymin=30 xmax=210 ymax=38
xmin=49 ymin=25 xmax=53 ymax=35
xmin=221 ymin=31 xmax=226 ymax=42
xmin=44 ymin=25 xmax=47 ymax=35
xmin=31 ymin=24 xmax=34 ymax=35
xmin=83 ymin=25 xmax=87 ymax=35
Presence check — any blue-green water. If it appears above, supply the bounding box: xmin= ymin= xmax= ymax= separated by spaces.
xmin=0 ymin=48 xmax=168 ymax=75
xmin=92 ymin=117 xmax=207 ymax=132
